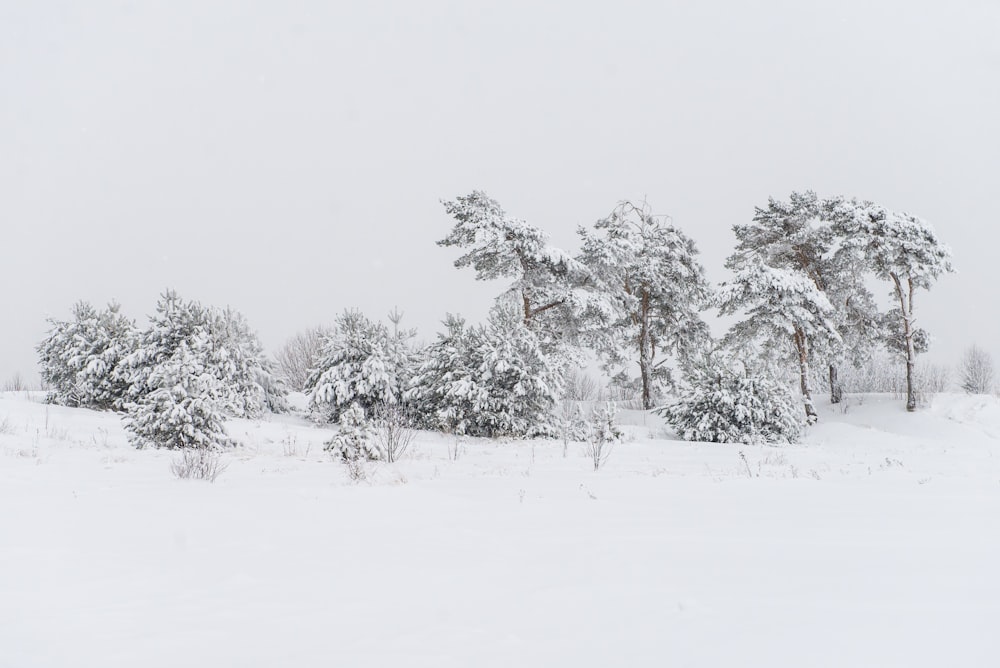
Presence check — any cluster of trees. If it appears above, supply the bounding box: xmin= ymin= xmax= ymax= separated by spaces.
xmin=287 ymin=189 xmax=951 ymax=451
xmin=37 ymin=291 xmax=287 ymax=449
xmin=38 ymin=189 xmax=956 ymax=452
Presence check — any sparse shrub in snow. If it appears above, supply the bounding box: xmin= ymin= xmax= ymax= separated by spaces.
xmin=305 ymin=309 xmax=416 ymax=423
xmin=124 ymin=340 xmax=235 ymax=450
xmin=658 ymin=355 xmax=803 ymax=445
xmin=959 ymin=344 xmax=994 ymax=395
xmin=2 ymin=373 xmax=28 ymax=392
xmin=170 ymin=448 xmax=229 ymax=482
xmin=324 ymin=402 xmax=380 ymax=463
xmin=562 ymin=369 xmax=600 ymax=402
xmin=555 ymin=399 xmax=589 ymax=458
xmin=586 ymin=402 xmax=623 ymax=471
xmin=371 ymin=403 xmax=415 ymax=463
xmin=407 ymin=307 xmax=563 ymax=438
xmin=36 ymin=301 xmax=138 ymax=410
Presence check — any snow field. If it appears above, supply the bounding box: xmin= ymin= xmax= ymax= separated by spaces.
xmin=1 ymin=392 xmax=998 ymax=667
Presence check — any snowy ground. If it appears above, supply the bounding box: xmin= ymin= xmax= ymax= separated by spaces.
xmin=1 ymin=391 xmax=998 ymax=667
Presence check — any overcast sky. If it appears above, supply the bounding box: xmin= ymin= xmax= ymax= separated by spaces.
xmin=2 ymin=0 xmax=998 ymax=384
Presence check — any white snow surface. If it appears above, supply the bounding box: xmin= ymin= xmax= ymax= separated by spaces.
xmin=1 ymin=391 xmax=998 ymax=667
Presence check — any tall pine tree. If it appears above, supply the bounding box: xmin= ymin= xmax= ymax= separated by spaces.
xmin=578 ymin=200 xmax=712 ymax=409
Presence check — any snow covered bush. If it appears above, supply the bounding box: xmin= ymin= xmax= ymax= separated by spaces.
xmin=408 ymin=307 xmax=563 ymax=438
xmin=324 ymin=402 xmax=380 ymax=465
xmin=305 ymin=309 xmax=416 ymax=423
xmin=118 ymin=291 xmax=287 ymax=419
xmin=658 ymin=355 xmax=803 ymax=445
xmin=123 ymin=340 xmax=235 ymax=450
xmin=36 ymin=301 xmax=138 ymax=410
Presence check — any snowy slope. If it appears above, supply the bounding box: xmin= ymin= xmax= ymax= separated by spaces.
xmin=1 ymin=392 xmax=998 ymax=667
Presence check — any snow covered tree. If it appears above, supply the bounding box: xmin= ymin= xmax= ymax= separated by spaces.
xmin=36 ymin=301 xmax=138 ymax=410
xmin=118 ymin=290 xmax=286 ymax=418
xmin=324 ymin=402 xmax=380 ymax=463
xmin=206 ymin=307 xmax=289 ymax=417
xmin=658 ymin=354 xmax=803 ymax=445
xmin=407 ymin=306 xmax=563 ymax=438
xmin=123 ymin=338 xmax=234 ymax=450
xmin=731 ymin=191 xmax=882 ymax=405
xmin=717 ymin=257 xmax=840 ymax=423
xmin=439 ymin=191 xmax=589 ymax=353
xmin=578 ymin=200 xmax=712 ymax=409
xmin=305 ymin=309 xmax=416 ymax=423
xmin=959 ymin=344 xmax=994 ymax=395
xmin=830 ymin=200 xmax=954 ymax=411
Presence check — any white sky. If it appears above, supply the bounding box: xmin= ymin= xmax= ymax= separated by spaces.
xmin=2 ymin=0 xmax=998 ymax=384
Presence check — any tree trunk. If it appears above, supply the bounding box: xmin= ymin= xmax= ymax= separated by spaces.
xmin=892 ymin=275 xmax=918 ymax=412
xmin=638 ymin=290 xmax=653 ymax=410
xmin=828 ymin=363 xmax=842 ymax=404
xmin=794 ymin=328 xmax=818 ymax=423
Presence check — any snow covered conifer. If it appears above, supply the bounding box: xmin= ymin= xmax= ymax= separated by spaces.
xmin=324 ymin=402 xmax=380 ymax=462
xmin=578 ymin=200 xmax=712 ymax=409
xmin=408 ymin=307 xmax=563 ymax=438
xmin=123 ymin=338 xmax=234 ymax=450
xmin=36 ymin=301 xmax=138 ymax=410
xmin=658 ymin=354 xmax=803 ymax=445
xmin=829 ymin=200 xmax=954 ymax=411
xmin=118 ymin=291 xmax=285 ymax=418
xmin=305 ymin=309 xmax=416 ymax=423
xmin=717 ymin=258 xmax=840 ymax=423
xmin=732 ymin=191 xmax=883 ymax=405
xmin=439 ymin=191 xmax=589 ymax=354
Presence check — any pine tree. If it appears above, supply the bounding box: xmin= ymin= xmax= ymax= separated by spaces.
xmin=439 ymin=191 xmax=589 ymax=352
xmin=731 ymin=191 xmax=883 ymax=405
xmin=123 ymin=338 xmax=234 ymax=450
xmin=117 ymin=291 xmax=287 ymax=418
xmin=829 ymin=199 xmax=954 ymax=411
xmin=717 ymin=258 xmax=840 ymax=423
xmin=408 ymin=307 xmax=564 ymax=438
xmin=305 ymin=309 xmax=416 ymax=423
xmin=658 ymin=353 xmax=803 ymax=445
xmin=37 ymin=301 xmax=138 ymax=410
xmin=324 ymin=402 xmax=380 ymax=462
xmin=578 ymin=200 xmax=712 ymax=409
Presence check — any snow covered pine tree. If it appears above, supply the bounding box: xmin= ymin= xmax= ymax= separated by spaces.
xmin=36 ymin=301 xmax=138 ymax=410
xmin=829 ymin=199 xmax=954 ymax=411
xmin=578 ymin=200 xmax=712 ymax=409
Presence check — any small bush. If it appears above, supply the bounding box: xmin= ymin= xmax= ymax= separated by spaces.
xmin=586 ymin=402 xmax=623 ymax=471
xmin=325 ymin=402 xmax=380 ymax=463
xmin=170 ymin=449 xmax=228 ymax=482
xmin=659 ymin=356 xmax=803 ymax=445
xmin=371 ymin=404 xmax=415 ymax=463
xmin=959 ymin=344 xmax=994 ymax=395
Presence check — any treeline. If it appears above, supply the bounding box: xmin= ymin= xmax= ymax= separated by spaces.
xmin=37 ymin=189 xmax=955 ymax=451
